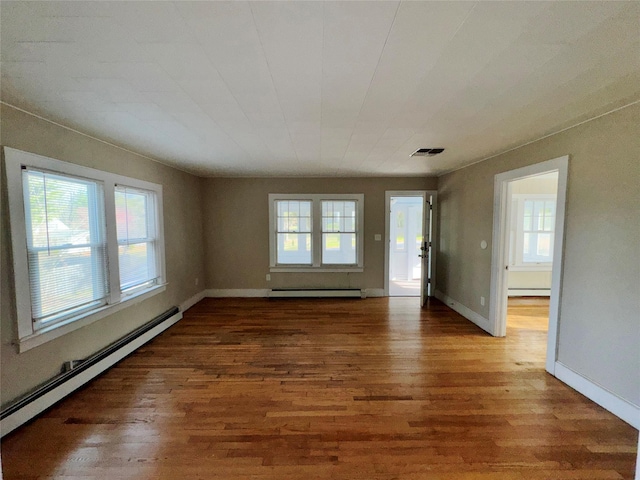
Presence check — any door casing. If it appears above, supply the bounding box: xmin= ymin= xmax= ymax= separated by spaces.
xmin=489 ymin=156 xmax=568 ymax=375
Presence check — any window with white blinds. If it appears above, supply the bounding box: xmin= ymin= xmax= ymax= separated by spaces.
xmin=115 ymin=186 xmax=159 ymax=294
xmin=5 ymin=147 xmax=166 ymax=350
xmin=23 ymin=170 xmax=109 ymax=327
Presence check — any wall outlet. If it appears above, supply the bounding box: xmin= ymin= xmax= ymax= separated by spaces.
xmin=266 ymin=274 xmax=271 ymax=281
xmin=374 ymin=234 xmax=382 ymax=241
xmin=195 ymin=278 xmax=199 ymax=286
xmin=480 ymin=296 xmax=485 ymax=306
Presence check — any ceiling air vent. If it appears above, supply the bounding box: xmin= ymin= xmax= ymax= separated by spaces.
xmin=411 ymin=148 xmax=445 ymax=157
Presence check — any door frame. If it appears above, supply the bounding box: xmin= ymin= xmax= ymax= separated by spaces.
xmin=384 ymin=190 xmax=438 ymax=298
xmin=489 ymin=156 xmax=568 ymax=375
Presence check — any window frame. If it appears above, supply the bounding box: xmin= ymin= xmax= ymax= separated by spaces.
xmin=5 ymin=147 xmax=166 ymax=352
xmin=509 ymin=193 xmax=556 ymax=271
xmin=268 ymin=193 xmax=364 ymax=272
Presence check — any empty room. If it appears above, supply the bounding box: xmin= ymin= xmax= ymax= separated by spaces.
xmin=1 ymin=1 xmax=639 ymax=479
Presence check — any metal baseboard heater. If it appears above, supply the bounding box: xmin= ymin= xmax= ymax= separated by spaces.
xmin=0 ymin=306 xmax=181 ymax=437
xmin=269 ymin=288 xmax=364 ymax=298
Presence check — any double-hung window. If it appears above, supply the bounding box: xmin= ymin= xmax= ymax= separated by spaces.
xmin=269 ymin=194 xmax=364 ymax=271
xmin=510 ymin=194 xmax=556 ymax=269
xmin=5 ymin=147 xmax=166 ymax=351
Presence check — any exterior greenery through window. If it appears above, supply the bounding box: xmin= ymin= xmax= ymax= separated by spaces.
xmin=269 ymin=194 xmax=364 ymax=271
xmin=5 ymin=147 xmax=166 ymax=350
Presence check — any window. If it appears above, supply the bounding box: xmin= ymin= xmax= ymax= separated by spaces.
xmin=269 ymin=194 xmax=364 ymax=271
xmin=116 ymin=186 xmax=158 ymax=295
xmin=510 ymin=194 xmax=556 ymax=269
xmin=5 ymin=147 xmax=166 ymax=351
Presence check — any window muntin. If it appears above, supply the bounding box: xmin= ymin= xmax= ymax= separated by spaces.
xmin=115 ymin=186 xmax=159 ymax=294
xmin=23 ymin=169 xmax=109 ymax=327
xmin=269 ymin=194 xmax=363 ymax=271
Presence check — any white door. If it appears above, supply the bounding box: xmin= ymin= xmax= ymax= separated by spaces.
xmin=420 ymin=196 xmax=433 ymax=307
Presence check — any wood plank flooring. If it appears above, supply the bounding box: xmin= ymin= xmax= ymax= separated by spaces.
xmin=2 ymin=297 xmax=637 ymax=479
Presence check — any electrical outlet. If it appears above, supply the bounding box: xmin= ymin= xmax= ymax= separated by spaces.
xmin=480 ymin=296 xmax=485 ymax=306
xmin=195 ymin=278 xmax=199 ymax=286
xmin=266 ymin=274 xmax=271 ymax=281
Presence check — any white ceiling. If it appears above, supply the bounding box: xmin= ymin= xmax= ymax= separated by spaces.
xmin=2 ymin=1 xmax=639 ymax=177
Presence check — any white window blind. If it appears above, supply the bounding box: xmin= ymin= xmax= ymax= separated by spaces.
xmin=115 ymin=186 xmax=158 ymax=294
xmin=23 ymin=169 xmax=109 ymax=327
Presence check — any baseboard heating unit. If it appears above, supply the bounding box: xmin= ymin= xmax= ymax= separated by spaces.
xmin=0 ymin=306 xmax=181 ymax=437
xmin=269 ymin=288 xmax=364 ymax=298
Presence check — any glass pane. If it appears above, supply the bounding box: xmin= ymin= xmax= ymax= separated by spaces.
xmin=277 ymin=200 xmax=311 ymax=233
xmin=523 ymin=215 xmax=532 ymax=231
xmin=523 ymin=232 xmax=531 ymax=255
xmin=27 ymin=172 xmax=97 ymax=248
xmin=537 ymin=233 xmax=552 ymax=257
xmin=277 ymin=233 xmax=311 ymax=264
xmin=115 ymin=189 xmax=148 ymax=241
xmin=322 ymin=233 xmax=356 ymax=264
xmin=523 ymin=201 xmax=533 ymax=216
xmin=543 ymin=215 xmax=555 ymax=231
xmin=119 ymin=242 xmax=155 ymax=290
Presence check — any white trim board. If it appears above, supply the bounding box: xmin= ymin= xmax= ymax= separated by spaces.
xmin=434 ymin=290 xmax=491 ymax=334
xmin=1 ymin=310 xmax=182 ymax=437
xmin=554 ymin=362 xmax=640 ymax=430
xmin=507 ymin=289 xmax=551 ymax=297
xmin=179 ymin=290 xmax=206 ymax=313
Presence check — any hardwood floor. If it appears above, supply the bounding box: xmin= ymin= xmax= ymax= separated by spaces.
xmin=2 ymin=298 xmax=637 ymax=479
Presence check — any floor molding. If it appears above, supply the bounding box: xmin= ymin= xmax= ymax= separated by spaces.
xmin=435 ymin=290 xmax=491 ymax=334
xmin=179 ymin=290 xmax=206 ymax=312
xmin=554 ymin=362 xmax=640 ymax=430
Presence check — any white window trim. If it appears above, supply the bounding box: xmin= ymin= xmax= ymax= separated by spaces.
xmin=268 ymin=193 xmax=364 ymax=272
xmin=509 ymin=193 xmax=556 ymax=272
xmin=4 ymin=147 xmax=167 ymax=352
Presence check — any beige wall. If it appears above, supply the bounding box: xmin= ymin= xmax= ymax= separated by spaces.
xmin=202 ymin=177 xmax=437 ymax=292
xmin=0 ymin=104 xmax=206 ymax=406
xmin=436 ymin=103 xmax=640 ymax=405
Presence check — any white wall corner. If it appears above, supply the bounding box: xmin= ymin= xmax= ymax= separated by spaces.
xmin=179 ymin=290 xmax=206 ymax=313
xmin=364 ymin=288 xmax=385 ymax=298
xmin=205 ymin=289 xmax=270 ymax=298
xmin=554 ymin=362 xmax=640 ymax=430
xmin=434 ymin=290 xmax=492 ymax=334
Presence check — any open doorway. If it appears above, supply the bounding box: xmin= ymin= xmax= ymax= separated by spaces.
xmin=506 ymin=172 xmax=558 ymax=345
xmin=384 ymin=191 xmax=436 ymax=304
xmin=388 ymin=195 xmax=423 ymax=297
xmin=489 ymin=156 xmax=568 ymax=376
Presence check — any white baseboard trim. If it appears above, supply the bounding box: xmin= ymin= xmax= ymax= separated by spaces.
xmin=269 ymin=289 xmax=362 ymax=298
xmin=508 ymin=289 xmax=551 ymax=297
xmin=205 ymin=289 xmax=270 ymax=298
xmin=554 ymin=362 xmax=640 ymax=429
xmin=1 ymin=310 xmax=182 ymax=437
xmin=179 ymin=290 xmax=206 ymax=312
xmin=364 ymin=288 xmax=385 ymax=298
xmin=435 ymin=290 xmax=492 ymax=334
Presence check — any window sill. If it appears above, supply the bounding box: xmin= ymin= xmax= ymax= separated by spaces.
xmin=16 ymin=284 xmax=167 ymax=353
xmin=270 ymin=267 xmax=364 ymax=273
